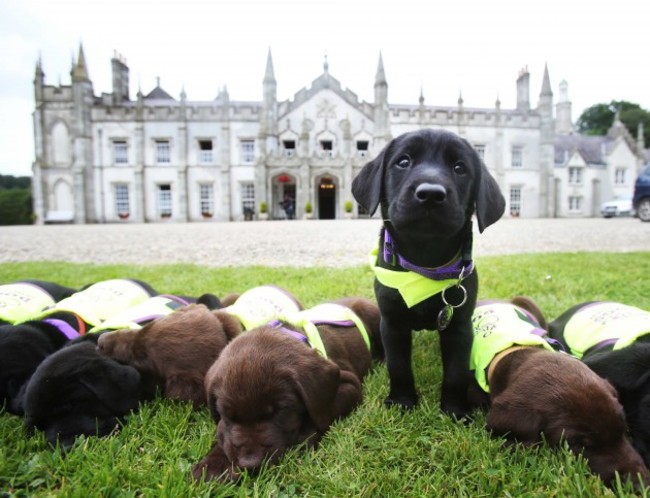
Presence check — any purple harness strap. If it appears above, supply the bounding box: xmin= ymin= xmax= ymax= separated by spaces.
xmin=269 ymin=320 xmax=309 ymax=345
xmin=584 ymin=338 xmax=618 ymax=356
xmin=382 ymin=228 xmax=474 ymax=281
xmin=42 ymin=318 xmax=81 ymax=340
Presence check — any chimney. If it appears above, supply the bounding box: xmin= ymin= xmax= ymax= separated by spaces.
xmin=516 ymin=66 xmax=530 ymax=112
xmin=111 ymin=51 xmax=130 ymax=105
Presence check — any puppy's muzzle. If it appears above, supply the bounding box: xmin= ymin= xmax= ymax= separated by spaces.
xmin=415 ymin=183 xmax=447 ymax=205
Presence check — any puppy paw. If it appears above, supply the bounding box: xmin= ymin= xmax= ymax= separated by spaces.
xmin=384 ymin=395 xmax=418 ymax=411
xmin=191 ymin=452 xmax=239 ymax=482
xmin=440 ymin=400 xmax=471 ymax=421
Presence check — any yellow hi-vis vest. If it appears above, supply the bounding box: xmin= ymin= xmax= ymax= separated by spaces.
xmin=88 ymin=295 xmax=190 ymax=333
xmin=276 ymin=303 xmax=371 ymax=359
xmin=562 ymin=302 xmax=650 ymax=359
xmin=470 ymin=301 xmax=554 ymax=393
xmin=223 ymin=285 xmax=302 ymax=331
xmin=0 ymin=283 xmax=57 ymax=324
xmin=38 ymin=279 xmax=152 ymax=328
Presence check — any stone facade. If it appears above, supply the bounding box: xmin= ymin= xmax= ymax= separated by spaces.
xmin=31 ymin=46 xmax=644 ymax=223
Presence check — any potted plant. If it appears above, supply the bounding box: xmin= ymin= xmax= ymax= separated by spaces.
xmin=303 ymin=201 xmax=313 ymax=220
xmin=343 ymin=200 xmax=353 ymax=219
xmin=258 ymin=201 xmax=269 ymax=221
xmin=118 ymin=212 xmax=130 ymax=220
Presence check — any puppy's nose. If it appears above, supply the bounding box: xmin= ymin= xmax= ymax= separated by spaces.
xmin=415 ymin=183 xmax=447 ymax=204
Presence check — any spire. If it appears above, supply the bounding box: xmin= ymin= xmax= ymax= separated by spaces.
xmin=458 ymin=89 xmax=464 ymax=107
xmin=71 ymin=43 xmax=90 ymax=82
xmin=323 ymin=53 xmax=329 ymax=74
xmin=540 ymin=62 xmax=552 ymax=97
xmin=375 ymin=52 xmax=387 ymax=87
xmin=263 ymin=47 xmax=276 ymax=84
xmin=419 ymin=86 xmax=424 ymax=106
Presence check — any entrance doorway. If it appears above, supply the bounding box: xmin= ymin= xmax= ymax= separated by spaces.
xmin=318 ymin=177 xmax=336 ymax=219
xmin=273 ymin=174 xmax=296 ymax=219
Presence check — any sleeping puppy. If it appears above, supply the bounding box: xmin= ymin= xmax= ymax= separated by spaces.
xmin=548 ymin=301 xmax=650 ymax=467
xmin=470 ymin=299 xmax=649 ymax=489
xmin=0 ymin=278 xmax=158 ymax=415
xmin=97 ymin=285 xmax=302 ymax=407
xmin=191 ymin=297 xmax=382 ymax=482
xmin=0 ymin=280 xmax=77 ymax=325
xmin=23 ymin=337 xmax=158 ymax=449
xmin=352 ymin=128 xmax=505 ymax=417
xmin=20 ymin=293 xmax=222 ymax=446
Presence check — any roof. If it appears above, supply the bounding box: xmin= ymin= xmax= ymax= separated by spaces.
xmin=554 ymin=134 xmax=612 ymax=166
xmin=144 ymin=86 xmax=175 ymax=101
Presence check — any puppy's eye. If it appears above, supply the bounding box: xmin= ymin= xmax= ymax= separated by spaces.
xmin=453 ymin=162 xmax=466 ymax=175
xmin=395 ymin=156 xmax=411 ymax=169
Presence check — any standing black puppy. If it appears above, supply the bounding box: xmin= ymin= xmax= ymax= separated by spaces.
xmin=352 ymin=128 xmax=505 ymax=418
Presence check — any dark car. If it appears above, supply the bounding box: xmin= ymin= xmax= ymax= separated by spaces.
xmin=633 ymin=165 xmax=650 ymax=222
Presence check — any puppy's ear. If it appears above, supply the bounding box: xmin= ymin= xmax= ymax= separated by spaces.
xmin=196 ymin=293 xmax=222 ymax=310
xmin=474 ymin=161 xmax=506 ymax=233
xmin=487 ymin=396 xmax=544 ymax=445
xmin=352 ymin=148 xmax=388 ymax=216
xmin=510 ymin=296 xmax=548 ymax=330
xmin=584 ymin=345 xmax=650 ymax=393
xmin=289 ymin=355 xmax=341 ymax=432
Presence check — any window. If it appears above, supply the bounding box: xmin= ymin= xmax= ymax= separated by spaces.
xmin=113 ymin=140 xmax=128 ymax=165
xmin=241 ymin=182 xmax=255 ymax=215
xmin=198 ymin=140 xmax=213 ymax=164
xmin=283 ymin=140 xmax=296 ymax=157
xmin=114 ymin=184 xmax=129 ymax=218
xmin=356 ymin=140 xmax=369 ymax=158
xmin=200 ymin=184 xmax=214 ymax=216
xmin=320 ymin=140 xmax=333 ymax=157
xmin=511 ymin=146 xmax=523 ymax=168
xmin=474 ymin=144 xmax=486 ymax=161
xmin=158 ymin=184 xmax=172 ymax=217
xmin=615 ymin=167 xmax=627 ymax=185
xmin=241 ymin=140 xmax=255 ymax=163
xmin=156 ymin=140 xmax=171 ymax=164
xmin=509 ymin=187 xmax=521 ymax=217
xmin=568 ymin=167 xmax=583 ymax=185
xmin=569 ymin=196 xmax=582 ymax=213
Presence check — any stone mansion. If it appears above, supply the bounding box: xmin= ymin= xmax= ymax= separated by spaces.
xmin=31 ymin=46 xmax=646 ymax=223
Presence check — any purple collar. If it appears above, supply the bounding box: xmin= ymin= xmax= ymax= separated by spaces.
xmin=584 ymin=338 xmax=618 ymax=356
xmin=43 ymin=318 xmax=81 ymax=340
xmin=381 ymin=227 xmax=474 ymax=281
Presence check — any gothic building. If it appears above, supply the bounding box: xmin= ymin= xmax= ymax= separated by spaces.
xmin=31 ymin=46 xmax=644 ymax=223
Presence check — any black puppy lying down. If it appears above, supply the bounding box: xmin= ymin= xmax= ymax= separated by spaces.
xmin=548 ymin=301 xmax=650 ymax=467
xmin=0 ymin=278 xmax=157 ymax=415
xmin=469 ymin=299 xmax=649 ymax=489
xmin=352 ymin=128 xmax=505 ymax=417
xmin=22 ymin=292 xmax=222 ymax=447
xmin=0 ymin=280 xmax=77 ymax=325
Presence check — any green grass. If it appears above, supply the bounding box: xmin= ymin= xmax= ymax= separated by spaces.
xmin=1 ymin=253 xmax=650 ymax=497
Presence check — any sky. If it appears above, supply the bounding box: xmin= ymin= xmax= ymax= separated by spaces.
xmin=1 ymin=0 xmax=649 ymax=177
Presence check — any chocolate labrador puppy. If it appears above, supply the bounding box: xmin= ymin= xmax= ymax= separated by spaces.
xmin=549 ymin=301 xmax=650 ymax=468
xmin=191 ymin=297 xmax=382 ymax=482
xmin=468 ymin=298 xmax=648 ymax=488
xmin=352 ymin=128 xmax=505 ymax=417
xmin=97 ymin=285 xmax=302 ymax=407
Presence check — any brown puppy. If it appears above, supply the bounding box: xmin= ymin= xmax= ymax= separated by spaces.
xmin=469 ymin=299 xmax=649 ymax=489
xmin=192 ymin=297 xmax=382 ymax=482
xmin=97 ymin=304 xmax=242 ymax=407
xmin=97 ymin=285 xmax=303 ymax=407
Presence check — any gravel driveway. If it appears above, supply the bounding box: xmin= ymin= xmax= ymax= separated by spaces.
xmin=0 ymin=218 xmax=647 ymax=268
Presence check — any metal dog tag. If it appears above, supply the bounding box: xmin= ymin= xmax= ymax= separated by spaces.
xmin=437 ymin=305 xmax=453 ymax=331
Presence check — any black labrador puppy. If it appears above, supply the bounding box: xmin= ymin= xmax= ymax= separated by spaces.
xmin=0 ymin=278 xmax=159 ymax=416
xmin=548 ymin=301 xmax=650 ymax=467
xmin=352 ymin=128 xmax=505 ymax=418
xmin=23 ymin=336 xmax=158 ymax=449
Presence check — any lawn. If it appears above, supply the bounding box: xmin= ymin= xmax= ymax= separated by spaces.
xmin=1 ymin=253 xmax=649 ymax=497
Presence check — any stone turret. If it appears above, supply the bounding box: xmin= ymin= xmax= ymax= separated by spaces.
xmin=537 ymin=64 xmax=555 ymax=218
xmin=555 ymin=80 xmax=573 ymax=135
xmin=516 ymin=67 xmax=530 ymax=112
xmin=373 ymin=52 xmax=389 ymax=147
xmin=261 ymin=48 xmax=278 ymax=141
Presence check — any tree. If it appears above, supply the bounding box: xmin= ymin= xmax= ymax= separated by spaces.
xmin=0 ymin=189 xmax=33 ymax=225
xmin=577 ymin=100 xmax=650 ymax=147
